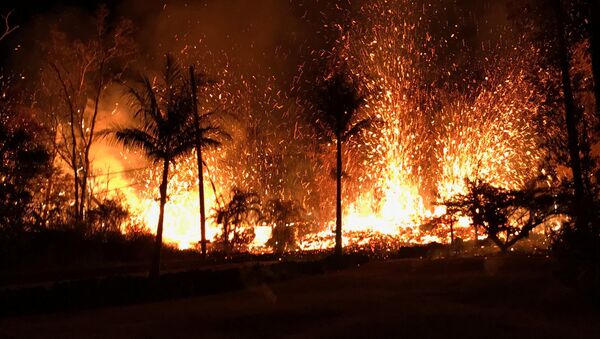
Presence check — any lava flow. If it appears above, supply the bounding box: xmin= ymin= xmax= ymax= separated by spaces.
xmin=96 ymin=0 xmax=550 ymax=252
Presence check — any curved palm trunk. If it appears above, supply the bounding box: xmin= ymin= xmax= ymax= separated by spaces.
xmin=189 ymin=66 xmax=207 ymax=258
xmin=335 ymin=136 xmax=343 ymax=257
xmin=150 ymin=159 xmax=170 ymax=279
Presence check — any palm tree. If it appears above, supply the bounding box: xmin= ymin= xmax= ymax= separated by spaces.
xmin=188 ymin=65 xmax=228 ymax=258
xmin=213 ymin=188 xmax=261 ymax=252
xmin=312 ymin=66 xmax=370 ymax=257
xmin=112 ymin=55 xmax=197 ymax=278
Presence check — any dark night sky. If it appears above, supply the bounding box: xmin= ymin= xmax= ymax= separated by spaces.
xmin=1 ymin=0 xmax=518 ymax=71
xmin=0 ymin=0 xmax=540 ymax=115
xmin=1 ymin=1 xmax=338 ymax=85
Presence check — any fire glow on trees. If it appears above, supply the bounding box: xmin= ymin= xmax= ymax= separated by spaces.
xmin=47 ymin=0 xmax=555 ymax=251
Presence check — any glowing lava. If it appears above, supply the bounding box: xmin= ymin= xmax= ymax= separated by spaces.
xmin=110 ymin=0 xmax=548 ymax=252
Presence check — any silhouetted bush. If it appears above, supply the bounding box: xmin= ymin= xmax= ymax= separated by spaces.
xmin=0 ymin=107 xmax=51 ymax=234
xmin=262 ymin=199 xmax=304 ymax=254
xmin=213 ymin=188 xmax=261 ymax=252
xmin=0 ymin=227 xmax=182 ymax=273
xmin=442 ymin=178 xmax=565 ymax=252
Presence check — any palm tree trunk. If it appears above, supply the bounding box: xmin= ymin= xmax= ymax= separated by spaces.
xmin=189 ymin=66 xmax=207 ymax=258
xmin=197 ymin=146 xmax=207 ymax=257
xmin=554 ymin=0 xmax=586 ymax=210
xmin=335 ymin=136 xmax=343 ymax=257
xmin=449 ymin=220 xmax=454 ymax=255
xmin=150 ymin=159 xmax=170 ymax=279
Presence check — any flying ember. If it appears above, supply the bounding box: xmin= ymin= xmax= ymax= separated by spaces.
xmin=103 ymin=0 xmax=547 ymax=251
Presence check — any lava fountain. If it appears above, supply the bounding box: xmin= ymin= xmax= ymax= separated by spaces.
xmin=113 ymin=0 xmax=548 ymax=251
xmin=298 ymin=0 xmax=547 ymax=248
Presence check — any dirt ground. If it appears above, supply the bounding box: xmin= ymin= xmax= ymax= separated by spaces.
xmin=1 ymin=256 xmax=599 ymax=339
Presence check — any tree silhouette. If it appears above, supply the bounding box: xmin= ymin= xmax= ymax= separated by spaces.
xmin=213 ymin=188 xmax=261 ymax=252
xmin=188 ymin=66 xmax=228 ymax=258
xmin=312 ymin=66 xmax=370 ymax=256
xmin=553 ymin=0 xmax=586 ymax=220
xmin=111 ymin=55 xmax=197 ymax=278
xmin=0 ymin=10 xmax=18 ymax=42
xmin=43 ymin=6 xmax=133 ymax=225
xmin=262 ymin=198 xmax=304 ymax=254
xmin=444 ymin=179 xmax=566 ymax=252
xmin=0 ymin=112 xmax=50 ymax=234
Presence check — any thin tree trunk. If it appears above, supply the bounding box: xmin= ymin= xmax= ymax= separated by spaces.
xmin=69 ymin=105 xmax=80 ymax=224
xmin=189 ymin=66 xmax=207 ymax=258
xmin=150 ymin=159 xmax=170 ymax=279
xmin=335 ymin=136 xmax=343 ymax=257
xmin=49 ymin=63 xmax=80 ymax=224
xmin=232 ymin=215 xmax=240 ymax=251
xmin=80 ymin=60 xmax=105 ymax=222
xmin=554 ymin=0 xmax=586 ymax=211
xmin=449 ymin=220 xmax=454 ymax=255
xmin=223 ymin=221 xmax=229 ymax=248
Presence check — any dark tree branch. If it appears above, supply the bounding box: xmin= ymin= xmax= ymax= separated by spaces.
xmin=0 ymin=10 xmax=19 ymax=42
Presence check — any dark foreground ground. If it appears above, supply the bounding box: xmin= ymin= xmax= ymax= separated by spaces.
xmin=1 ymin=256 xmax=599 ymax=339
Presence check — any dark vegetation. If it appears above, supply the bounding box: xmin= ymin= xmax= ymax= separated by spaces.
xmin=110 ymin=54 xmax=219 ymax=278
xmin=262 ymin=199 xmax=305 ymax=254
xmin=0 ymin=254 xmax=369 ymax=317
xmin=212 ymin=187 xmax=262 ymax=252
xmin=0 ymin=0 xmax=599 ymax=321
xmin=436 ymin=178 xmax=568 ymax=253
xmin=309 ymin=63 xmax=372 ymax=256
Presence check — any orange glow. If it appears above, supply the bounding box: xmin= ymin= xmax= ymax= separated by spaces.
xmin=87 ymin=0 xmax=549 ymax=253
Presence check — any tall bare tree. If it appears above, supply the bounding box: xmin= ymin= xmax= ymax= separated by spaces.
xmin=44 ymin=6 xmax=133 ymax=225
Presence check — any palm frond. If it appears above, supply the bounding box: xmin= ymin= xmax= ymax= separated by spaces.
xmin=164 ymin=54 xmax=182 ymax=91
xmin=342 ymin=117 xmax=373 ymax=142
xmin=312 ymin=67 xmax=367 ymax=139
xmin=113 ymin=127 xmax=164 ymax=163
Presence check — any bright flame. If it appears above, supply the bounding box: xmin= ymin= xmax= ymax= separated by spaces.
xmin=104 ymin=0 xmax=550 ymax=252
